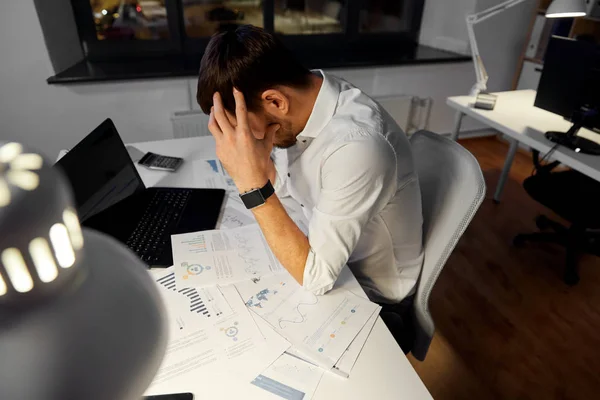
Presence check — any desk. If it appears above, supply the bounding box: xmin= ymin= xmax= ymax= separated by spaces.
xmin=447 ymin=90 xmax=600 ymax=202
xmin=131 ymin=136 xmax=432 ymax=400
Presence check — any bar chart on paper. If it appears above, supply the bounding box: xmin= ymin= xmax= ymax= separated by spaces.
xmin=156 ymin=271 xmax=177 ymax=291
xmin=155 ymin=270 xmax=232 ymax=318
xmin=193 ymin=158 xmax=237 ymax=190
xmin=179 ymin=287 xmax=213 ymax=317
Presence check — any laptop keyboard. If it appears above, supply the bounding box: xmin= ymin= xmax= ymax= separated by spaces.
xmin=125 ymin=189 xmax=191 ymax=263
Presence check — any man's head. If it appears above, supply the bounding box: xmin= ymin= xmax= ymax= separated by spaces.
xmin=197 ymin=25 xmax=314 ymax=148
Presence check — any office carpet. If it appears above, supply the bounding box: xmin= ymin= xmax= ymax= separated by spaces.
xmin=408 ymin=136 xmax=600 ymax=400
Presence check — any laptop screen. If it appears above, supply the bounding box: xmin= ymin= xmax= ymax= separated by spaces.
xmin=55 ymin=119 xmax=145 ymax=222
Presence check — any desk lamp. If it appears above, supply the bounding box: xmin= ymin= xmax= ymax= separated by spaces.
xmin=0 ymin=142 xmax=167 ymax=400
xmin=466 ymin=0 xmax=586 ymax=110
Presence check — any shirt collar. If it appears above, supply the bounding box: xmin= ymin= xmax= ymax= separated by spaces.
xmin=297 ymin=70 xmax=340 ymax=139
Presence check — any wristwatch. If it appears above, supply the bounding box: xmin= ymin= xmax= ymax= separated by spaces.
xmin=239 ymin=180 xmax=275 ymax=209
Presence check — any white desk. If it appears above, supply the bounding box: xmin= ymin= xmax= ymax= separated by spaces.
xmin=447 ymin=90 xmax=600 ymax=202
xmin=131 ymin=136 xmax=432 ymax=400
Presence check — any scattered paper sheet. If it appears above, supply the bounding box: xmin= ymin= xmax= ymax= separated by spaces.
xmin=216 ymin=285 xmax=291 ymax=383
xmin=275 ymin=311 xmax=378 ymax=379
xmin=251 ymin=353 xmax=324 ymax=400
xmin=217 ymin=191 xmax=256 ymax=228
xmin=154 ymin=267 xmax=234 ymax=319
xmin=332 ymin=307 xmax=379 ymax=376
xmin=236 ymin=274 xmax=380 ymax=370
xmin=148 ymin=288 xmax=223 ymax=389
xmin=193 ymin=158 xmax=237 ymax=190
xmin=171 ymin=226 xmax=285 ymax=288
xmin=147 ymin=274 xmax=289 ymax=397
xmin=220 ymin=200 xmax=257 ymax=229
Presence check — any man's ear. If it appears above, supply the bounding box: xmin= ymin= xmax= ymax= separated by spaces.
xmin=261 ymin=89 xmax=289 ymax=116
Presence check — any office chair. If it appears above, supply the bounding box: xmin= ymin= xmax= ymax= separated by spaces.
xmin=513 ymin=150 xmax=600 ymax=285
xmin=408 ymin=131 xmax=486 ymax=361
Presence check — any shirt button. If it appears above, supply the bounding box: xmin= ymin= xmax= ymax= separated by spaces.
xmin=301 ymin=204 xmax=304 ymax=207
xmin=287 ymin=173 xmax=291 ymax=177
xmin=302 ymin=140 xmax=307 ymax=143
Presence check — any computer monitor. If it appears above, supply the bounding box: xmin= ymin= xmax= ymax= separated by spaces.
xmin=535 ymin=36 xmax=600 ymax=155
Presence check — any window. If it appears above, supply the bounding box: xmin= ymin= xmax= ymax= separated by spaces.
xmin=72 ymin=0 xmax=181 ymax=61
xmin=90 ymin=0 xmax=170 ymax=40
xmin=67 ymin=0 xmax=427 ymax=67
xmin=360 ymin=0 xmax=412 ymax=33
xmin=273 ymin=0 xmax=346 ymax=35
xmin=183 ymin=0 xmax=265 ymax=39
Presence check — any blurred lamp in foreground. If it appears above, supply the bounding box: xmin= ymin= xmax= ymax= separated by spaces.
xmin=0 ymin=142 xmax=167 ymax=400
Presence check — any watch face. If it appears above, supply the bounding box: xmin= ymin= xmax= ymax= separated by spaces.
xmin=241 ymin=189 xmax=265 ymax=209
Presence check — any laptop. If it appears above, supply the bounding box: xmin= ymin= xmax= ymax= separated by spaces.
xmin=55 ymin=118 xmax=225 ymax=267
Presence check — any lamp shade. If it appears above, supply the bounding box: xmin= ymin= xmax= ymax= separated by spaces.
xmin=546 ymin=0 xmax=587 ymax=18
xmin=0 ymin=142 xmax=167 ymax=400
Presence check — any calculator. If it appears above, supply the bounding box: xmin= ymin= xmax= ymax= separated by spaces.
xmin=138 ymin=152 xmax=184 ymax=172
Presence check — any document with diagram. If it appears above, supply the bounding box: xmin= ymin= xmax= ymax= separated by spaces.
xmin=250 ymin=353 xmax=324 ymax=400
xmin=219 ymin=192 xmax=257 ymax=229
xmin=235 ymin=273 xmax=380 ymax=370
xmin=171 ymin=225 xmax=285 ymax=288
xmin=193 ymin=158 xmax=237 ymax=191
xmin=146 ymin=275 xmax=289 ymax=397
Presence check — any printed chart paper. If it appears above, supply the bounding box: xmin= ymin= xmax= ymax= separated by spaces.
xmin=147 ymin=275 xmax=289 ymax=397
xmin=236 ymin=274 xmax=380 ymax=370
xmin=332 ymin=308 xmax=379 ymax=376
xmin=251 ymin=353 xmax=324 ymax=400
xmin=219 ymin=192 xmax=256 ymax=229
xmin=193 ymin=158 xmax=237 ymax=190
xmin=172 ymin=226 xmax=284 ymax=288
xmin=154 ymin=267 xmax=234 ymax=319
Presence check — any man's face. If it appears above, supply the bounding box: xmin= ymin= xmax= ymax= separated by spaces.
xmin=247 ymin=109 xmax=297 ymax=149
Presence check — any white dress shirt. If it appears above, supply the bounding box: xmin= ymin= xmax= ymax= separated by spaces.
xmin=272 ymin=71 xmax=424 ymax=304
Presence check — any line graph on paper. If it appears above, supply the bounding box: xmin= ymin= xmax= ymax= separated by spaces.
xmin=221 ymin=213 xmax=250 ymax=229
xmin=243 ymin=279 xmax=321 ymax=329
xmin=235 ymin=273 xmax=381 ymax=369
xmin=232 ymin=232 xmax=263 ymax=275
xmin=219 ymin=197 xmax=255 ymax=229
xmin=278 ymin=294 xmax=319 ymax=329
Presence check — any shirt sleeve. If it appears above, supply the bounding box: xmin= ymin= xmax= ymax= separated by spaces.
xmin=271 ymin=149 xmax=290 ymax=198
xmin=302 ymin=134 xmax=398 ymax=295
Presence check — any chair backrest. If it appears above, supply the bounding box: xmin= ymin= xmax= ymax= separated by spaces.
xmin=409 ymin=130 xmax=486 ymax=361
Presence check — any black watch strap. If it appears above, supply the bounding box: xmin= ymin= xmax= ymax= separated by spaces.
xmin=239 ymin=180 xmax=275 ymax=209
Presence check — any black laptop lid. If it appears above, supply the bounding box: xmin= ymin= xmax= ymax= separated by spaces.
xmin=55 ymin=119 xmax=145 ymax=222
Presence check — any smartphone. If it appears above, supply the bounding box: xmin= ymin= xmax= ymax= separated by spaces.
xmin=144 ymin=394 xmax=194 ymax=400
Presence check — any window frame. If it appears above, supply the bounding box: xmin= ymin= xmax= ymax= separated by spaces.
xmin=70 ymin=0 xmax=184 ymax=61
xmin=70 ymin=0 xmax=426 ymax=66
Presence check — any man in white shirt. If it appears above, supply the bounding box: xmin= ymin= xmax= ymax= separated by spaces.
xmin=197 ymin=26 xmax=424 ymax=352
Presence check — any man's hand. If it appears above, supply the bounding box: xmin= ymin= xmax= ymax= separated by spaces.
xmin=208 ymin=89 xmax=308 ymax=287
xmin=208 ymin=89 xmax=280 ymax=193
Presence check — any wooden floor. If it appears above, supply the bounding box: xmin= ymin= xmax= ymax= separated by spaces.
xmin=408 ymin=136 xmax=600 ymax=400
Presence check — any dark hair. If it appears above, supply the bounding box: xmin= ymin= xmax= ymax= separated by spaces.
xmin=197 ymin=25 xmax=311 ymax=114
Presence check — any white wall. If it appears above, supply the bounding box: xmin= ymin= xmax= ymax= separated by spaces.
xmin=419 ymin=0 xmax=536 ymax=92
xmin=0 ymin=0 xmax=190 ymax=159
xmin=328 ymin=63 xmax=482 ymax=135
xmin=419 ymin=0 xmax=477 ymax=54
xmin=0 ymin=0 xmax=488 ymax=160
xmin=474 ymin=0 xmax=536 ymax=91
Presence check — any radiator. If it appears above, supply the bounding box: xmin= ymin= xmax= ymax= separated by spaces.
xmin=171 ymin=96 xmax=432 ymax=138
xmin=171 ymin=110 xmax=211 ymax=138
xmin=375 ymin=95 xmax=433 ymax=135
